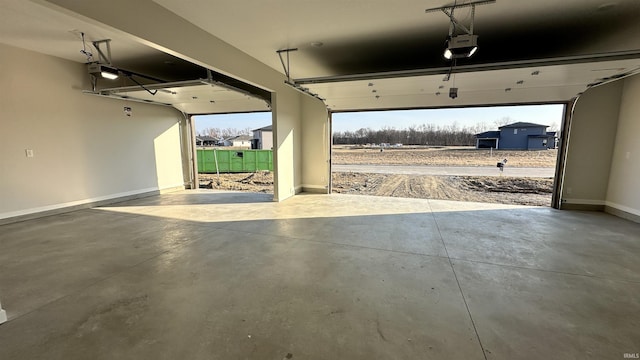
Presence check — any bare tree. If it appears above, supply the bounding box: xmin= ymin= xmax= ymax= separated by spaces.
xmin=547 ymin=122 xmax=560 ymax=132
xmin=198 ymin=127 xmax=256 ymax=138
xmin=493 ymin=116 xmax=514 ymax=128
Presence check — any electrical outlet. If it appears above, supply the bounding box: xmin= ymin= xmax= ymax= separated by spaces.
xmin=25 ymin=149 xmax=34 ymax=158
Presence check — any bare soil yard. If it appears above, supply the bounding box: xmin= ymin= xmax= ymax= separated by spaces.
xmin=332 ymin=173 xmax=553 ymax=206
xmin=199 ymin=146 xmax=556 ymax=207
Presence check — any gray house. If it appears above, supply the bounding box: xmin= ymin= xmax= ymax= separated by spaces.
xmin=221 ymin=135 xmax=253 ymax=148
xmin=252 ymin=125 xmax=273 ymax=150
xmin=475 ymin=122 xmax=557 ymax=150
xmin=195 ymin=135 xmax=218 ymax=147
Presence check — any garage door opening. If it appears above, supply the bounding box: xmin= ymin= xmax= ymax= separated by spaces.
xmin=331 ymin=104 xmax=564 ymax=207
xmin=193 ymin=112 xmax=274 ymax=194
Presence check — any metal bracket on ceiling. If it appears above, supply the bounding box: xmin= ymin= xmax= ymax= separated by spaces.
xmin=426 ymin=0 xmax=495 ymax=36
xmin=205 ymin=70 xmax=272 ymax=109
xmin=276 ymin=48 xmax=298 ymax=82
xmin=275 ymin=48 xmax=327 ymax=106
xmin=92 ymin=39 xmax=115 ymax=65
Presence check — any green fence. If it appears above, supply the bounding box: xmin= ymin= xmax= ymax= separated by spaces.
xmin=197 ymin=149 xmax=273 ymax=173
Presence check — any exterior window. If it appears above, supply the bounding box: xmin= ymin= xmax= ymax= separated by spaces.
xmin=514 ymin=129 xmax=518 ymax=135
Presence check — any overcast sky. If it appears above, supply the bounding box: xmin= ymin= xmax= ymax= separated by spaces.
xmin=194 ymin=104 xmax=565 ymax=134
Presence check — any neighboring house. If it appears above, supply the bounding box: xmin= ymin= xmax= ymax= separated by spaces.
xmin=195 ymin=135 xmax=218 ymax=147
xmin=221 ymin=135 xmax=253 ymax=148
xmin=475 ymin=122 xmax=557 ymax=150
xmin=475 ymin=131 xmax=501 ymax=149
xmin=252 ymin=125 xmax=273 ymax=150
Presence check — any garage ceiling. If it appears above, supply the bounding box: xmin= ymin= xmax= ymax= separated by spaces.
xmin=2 ymin=0 xmax=640 ymax=113
xmin=0 ymin=0 xmax=270 ymax=115
xmin=153 ymin=0 xmax=640 ymax=78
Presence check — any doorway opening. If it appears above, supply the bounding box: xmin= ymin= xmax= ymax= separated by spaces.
xmin=330 ymin=104 xmax=564 ymax=207
xmin=193 ymin=112 xmax=274 ymax=194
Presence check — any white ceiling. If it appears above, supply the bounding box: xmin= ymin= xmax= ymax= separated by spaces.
xmin=153 ymin=0 xmax=640 ymax=78
xmin=0 ymin=0 xmax=153 ymax=64
xmin=2 ymin=0 xmax=640 ymax=113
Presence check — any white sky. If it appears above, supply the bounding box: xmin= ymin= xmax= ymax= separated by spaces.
xmin=194 ymin=104 xmax=565 ymax=134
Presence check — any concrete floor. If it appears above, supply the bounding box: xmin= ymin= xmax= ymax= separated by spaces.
xmin=0 ymin=190 xmax=639 ymax=359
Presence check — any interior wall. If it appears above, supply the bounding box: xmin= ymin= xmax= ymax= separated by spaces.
xmin=41 ymin=0 xmax=327 ymax=202
xmin=178 ymin=115 xmax=196 ymax=189
xmin=271 ymin=90 xmax=303 ymax=199
xmin=606 ymin=74 xmax=640 ymax=219
xmin=301 ymin=95 xmax=330 ymax=193
xmin=0 ymin=43 xmax=185 ymax=220
xmin=561 ymin=80 xmax=623 ymax=209
xmin=0 ymin=298 xmax=6 ymax=324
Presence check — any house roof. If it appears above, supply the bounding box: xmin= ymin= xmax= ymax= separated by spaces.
xmin=227 ymin=135 xmax=254 ymax=141
xmin=253 ymin=125 xmax=272 ymax=132
xmin=499 ymin=122 xmax=549 ymax=129
xmin=196 ymin=135 xmax=217 ymax=141
xmin=475 ymin=131 xmax=500 ymax=138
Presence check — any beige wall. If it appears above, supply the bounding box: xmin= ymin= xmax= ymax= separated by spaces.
xmin=271 ymin=90 xmax=303 ymax=197
xmin=606 ymin=74 xmax=640 ymax=217
xmin=260 ymin=131 xmax=273 ymax=150
xmin=0 ymin=43 xmax=185 ymax=220
xmin=301 ymin=95 xmax=330 ymax=193
xmin=41 ymin=0 xmax=330 ymax=202
xmin=0 ymin=298 xmax=6 ymax=324
xmin=561 ymin=81 xmax=623 ymax=207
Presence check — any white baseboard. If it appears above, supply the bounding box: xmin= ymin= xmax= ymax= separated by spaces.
xmin=0 ymin=184 xmax=185 ymax=225
xmin=562 ymin=198 xmax=605 ymax=205
xmin=301 ymin=185 xmax=329 ymax=194
xmin=605 ymin=202 xmax=640 ymax=223
xmin=605 ymin=201 xmax=640 ymax=217
xmin=560 ymin=198 xmax=605 ymax=211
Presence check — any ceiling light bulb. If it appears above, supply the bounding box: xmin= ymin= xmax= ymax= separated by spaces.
xmin=468 ymin=46 xmax=478 ymax=57
xmin=98 ymin=64 xmax=119 ymax=80
xmin=444 ymin=49 xmax=453 ymax=60
xmin=101 ymin=70 xmax=118 ymax=80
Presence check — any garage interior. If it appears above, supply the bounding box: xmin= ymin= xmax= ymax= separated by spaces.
xmin=1 ymin=0 xmax=639 ymax=359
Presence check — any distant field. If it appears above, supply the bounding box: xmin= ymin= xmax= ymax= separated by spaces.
xmin=332 ymin=146 xmax=558 ymax=168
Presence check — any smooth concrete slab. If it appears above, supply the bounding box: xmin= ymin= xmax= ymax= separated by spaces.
xmin=1 ymin=190 xmax=639 ymax=359
xmin=0 ymin=208 xmax=210 ymax=319
xmin=430 ymin=200 xmax=640 ymax=281
xmin=0 ymin=227 xmax=482 ymax=360
xmin=453 ymin=260 xmax=640 ymax=360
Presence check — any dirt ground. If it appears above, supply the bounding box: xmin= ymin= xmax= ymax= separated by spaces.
xmin=199 ymin=172 xmax=274 ymax=193
xmin=198 ymin=147 xmax=556 ymax=207
xmin=199 ymin=172 xmax=553 ymax=207
xmin=332 ymin=173 xmax=553 ymax=206
xmin=332 ymin=146 xmax=558 ymax=168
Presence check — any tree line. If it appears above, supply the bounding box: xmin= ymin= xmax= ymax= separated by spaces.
xmin=332 ymin=123 xmax=489 ymax=146
xmin=198 ymin=127 xmax=253 ymax=139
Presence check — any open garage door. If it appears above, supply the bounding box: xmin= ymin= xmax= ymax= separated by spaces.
xmin=331 ymin=104 xmax=564 ymax=207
